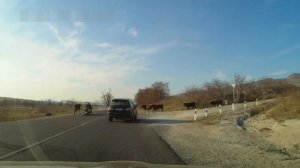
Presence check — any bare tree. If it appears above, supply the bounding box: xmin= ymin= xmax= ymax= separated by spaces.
xmin=184 ymin=85 xmax=201 ymax=98
xmin=151 ymin=81 xmax=170 ymax=101
xmin=234 ymin=74 xmax=246 ymax=102
xmin=135 ymin=81 xmax=170 ymax=105
xmin=243 ymin=80 xmax=259 ymax=100
xmin=101 ymin=89 xmax=113 ymax=106
xmin=204 ymin=79 xmax=230 ymax=100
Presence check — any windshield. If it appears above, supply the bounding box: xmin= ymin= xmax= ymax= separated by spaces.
xmin=110 ymin=100 xmax=130 ymax=107
xmin=0 ymin=0 xmax=300 ymax=167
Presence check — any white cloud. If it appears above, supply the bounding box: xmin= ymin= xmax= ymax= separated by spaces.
xmin=245 ymin=75 xmax=253 ymax=81
xmin=272 ymin=44 xmax=300 ymax=58
xmin=128 ymin=27 xmax=138 ymax=37
xmin=269 ymin=70 xmax=288 ymax=76
xmin=95 ymin=42 xmax=112 ymax=48
xmin=46 ymin=22 xmax=85 ymax=52
xmin=73 ymin=22 xmax=85 ymax=29
xmin=0 ymin=22 xmax=170 ymax=101
xmin=215 ymin=70 xmax=227 ymax=80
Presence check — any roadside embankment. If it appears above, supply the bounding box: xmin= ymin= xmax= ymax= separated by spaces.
xmin=142 ymin=100 xmax=300 ymax=167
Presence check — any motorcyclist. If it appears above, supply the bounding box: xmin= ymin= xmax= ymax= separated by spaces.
xmin=85 ymin=102 xmax=92 ymax=114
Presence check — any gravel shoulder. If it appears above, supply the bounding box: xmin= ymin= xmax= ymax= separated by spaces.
xmin=140 ymin=102 xmax=300 ymax=168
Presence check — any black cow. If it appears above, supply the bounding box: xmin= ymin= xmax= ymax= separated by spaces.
xmin=153 ymin=104 xmax=164 ymax=112
xmin=147 ymin=104 xmax=153 ymax=112
xmin=74 ymin=104 xmax=81 ymax=115
xmin=209 ymin=100 xmax=223 ymax=106
xmin=147 ymin=104 xmax=163 ymax=112
xmin=141 ymin=104 xmax=148 ymax=111
xmin=184 ymin=102 xmax=196 ymax=110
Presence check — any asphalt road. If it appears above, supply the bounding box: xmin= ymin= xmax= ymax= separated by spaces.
xmin=0 ymin=110 xmax=185 ymax=165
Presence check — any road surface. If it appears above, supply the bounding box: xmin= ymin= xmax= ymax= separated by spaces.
xmin=0 ymin=110 xmax=185 ymax=165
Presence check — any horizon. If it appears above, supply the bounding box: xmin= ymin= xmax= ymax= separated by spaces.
xmin=1 ymin=73 xmax=297 ymax=102
xmin=1 ymin=0 xmax=300 ymax=101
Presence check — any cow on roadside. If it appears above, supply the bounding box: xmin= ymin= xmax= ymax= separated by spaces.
xmin=153 ymin=104 xmax=164 ymax=112
xmin=147 ymin=104 xmax=153 ymax=112
xmin=147 ymin=104 xmax=164 ymax=112
xmin=141 ymin=104 xmax=148 ymax=112
xmin=184 ymin=102 xmax=196 ymax=110
xmin=209 ymin=100 xmax=223 ymax=107
xmin=74 ymin=104 xmax=81 ymax=115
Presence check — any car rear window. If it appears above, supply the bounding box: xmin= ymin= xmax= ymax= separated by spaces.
xmin=111 ymin=100 xmax=130 ymax=106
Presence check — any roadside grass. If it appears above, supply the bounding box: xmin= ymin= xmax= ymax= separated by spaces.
xmin=197 ymin=113 xmax=222 ymax=125
xmin=247 ymin=91 xmax=300 ymax=120
xmin=0 ymin=105 xmax=73 ymax=122
xmin=247 ymin=102 xmax=275 ymax=117
xmin=267 ymin=91 xmax=300 ymax=120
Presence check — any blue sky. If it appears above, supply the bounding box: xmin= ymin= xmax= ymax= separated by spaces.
xmin=0 ymin=0 xmax=299 ymax=101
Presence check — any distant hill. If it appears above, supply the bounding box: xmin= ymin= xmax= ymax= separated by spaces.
xmin=286 ymin=73 xmax=300 ymax=87
xmin=255 ymin=73 xmax=300 ymax=87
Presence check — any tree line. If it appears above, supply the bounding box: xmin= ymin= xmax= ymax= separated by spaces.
xmin=184 ymin=74 xmax=297 ymax=107
xmin=134 ymin=74 xmax=298 ymax=108
xmin=135 ymin=81 xmax=170 ymax=105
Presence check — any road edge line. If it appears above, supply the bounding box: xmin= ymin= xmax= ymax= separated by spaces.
xmin=150 ymin=127 xmax=187 ymax=165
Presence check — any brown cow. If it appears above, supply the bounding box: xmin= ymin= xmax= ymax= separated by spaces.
xmin=74 ymin=104 xmax=81 ymax=115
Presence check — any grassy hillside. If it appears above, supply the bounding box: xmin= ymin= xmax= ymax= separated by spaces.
xmin=287 ymin=73 xmax=300 ymax=87
xmin=248 ymin=91 xmax=300 ymax=120
xmin=267 ymin=91 xmax=300 ymax=120
xmin=160 ymin=96 xmax=191 ymax=111
xmin=160 ymin=95 xmax=214 ymax=111
xmin=0 ymin=97 xmax=107 ymax=122
xmin=160 ymin=74 xmax=300 ymax=112
xmin=0 ymin=105 xmax=73 ymax=122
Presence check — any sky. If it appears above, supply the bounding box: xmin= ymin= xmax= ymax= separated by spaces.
xmin=0 ymin=0 xmax=300 ymax=101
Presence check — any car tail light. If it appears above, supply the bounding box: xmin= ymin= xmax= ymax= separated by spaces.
xmin=125 ymin=108 xmax=132 ymax=112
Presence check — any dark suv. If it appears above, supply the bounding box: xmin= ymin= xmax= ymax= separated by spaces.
xmin=108 ymin=98 xmax=138 ymax=122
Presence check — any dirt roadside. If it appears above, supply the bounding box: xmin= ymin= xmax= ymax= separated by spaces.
xmin=140 ymin=103 xmax=300 ymax=168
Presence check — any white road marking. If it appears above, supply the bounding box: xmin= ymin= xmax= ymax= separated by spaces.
xmin=0 ymin=118 xmax=98 ymax=160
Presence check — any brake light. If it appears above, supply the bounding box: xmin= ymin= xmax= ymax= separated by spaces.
xmin=125 ymin=108 xmax=132 ymax=112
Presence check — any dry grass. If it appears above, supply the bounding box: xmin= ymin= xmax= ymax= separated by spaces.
xmin=161 ymin=96 xmax=192 ymax=111
xmin=0 ymin=105 xmax=73 ymax=122
xmin=247 ymin=91 xmax=300 ymax=120
xmin=197 ymin=113 xmax=222 ymax=125
xmin=247 ymin=102 xmax=275 ymax=117
xmin=267 ymin=91 xmax=300 ymax=120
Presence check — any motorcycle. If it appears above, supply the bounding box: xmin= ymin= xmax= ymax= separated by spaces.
xmin=82 ymin=108 xmax=92 ymax=116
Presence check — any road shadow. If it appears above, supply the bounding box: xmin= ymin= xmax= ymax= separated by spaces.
xmin=88 ymin=113 xmax=105 ymax=116
xmin=124 ymin=119 xmax=193 ymax=125
xmin=79 ymin=113 xmax=106 ymax=117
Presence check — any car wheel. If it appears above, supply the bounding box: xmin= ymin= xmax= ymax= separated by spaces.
xmin=130 ymin=115 xmax=134 ymax=122
xmin=109 ymin=116 xmax=113 ymax=122
xmin=134 ymin=113 xmax=137 ymax=120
